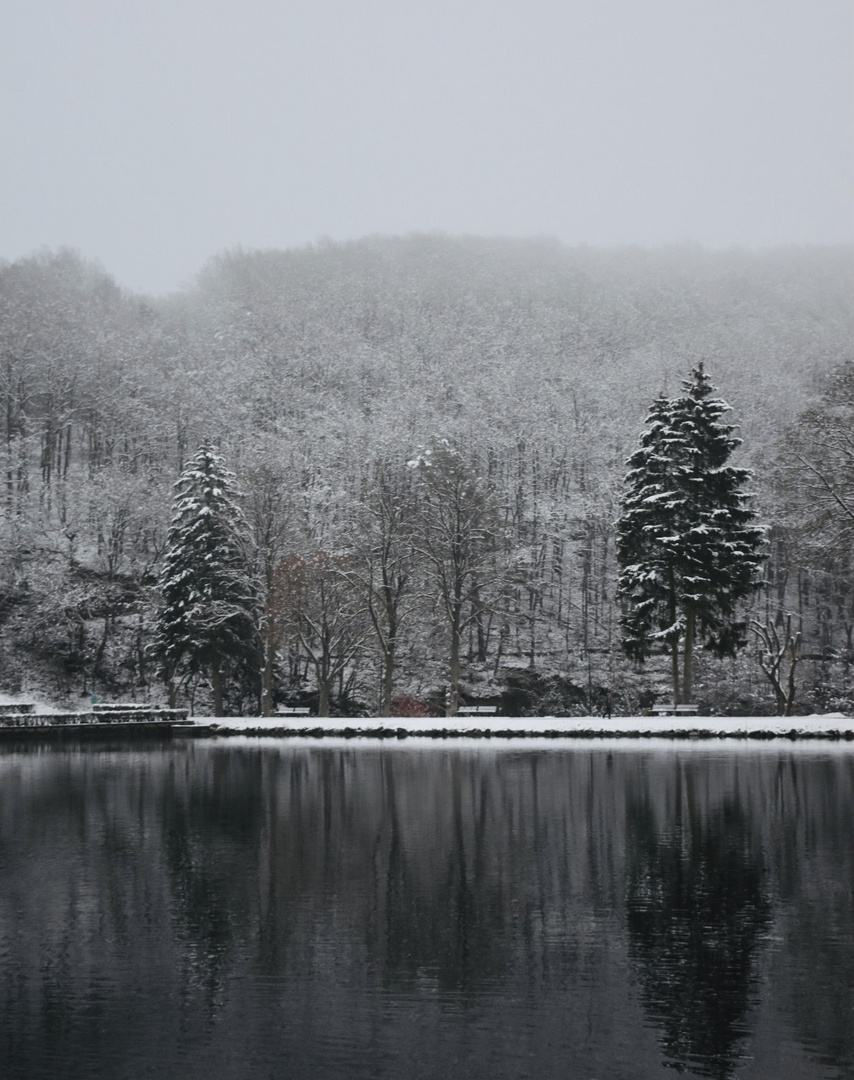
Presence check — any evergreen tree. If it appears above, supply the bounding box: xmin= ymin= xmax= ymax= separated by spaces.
xmin=154 ymin=445 xmax=254 ymax=715
xmin=616 ymin=366 xmax=764 ymax=705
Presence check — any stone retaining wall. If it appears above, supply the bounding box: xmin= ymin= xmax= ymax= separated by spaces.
xmin=0 ymin=709 xmax=189 ymax=728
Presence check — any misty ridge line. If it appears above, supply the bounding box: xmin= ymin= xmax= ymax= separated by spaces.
xmin=0 ymin=236 xmax=851 ymax=717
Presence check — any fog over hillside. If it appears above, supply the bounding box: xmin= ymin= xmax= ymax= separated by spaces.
xmin=0 ymin=237 xmax=852 ymax=715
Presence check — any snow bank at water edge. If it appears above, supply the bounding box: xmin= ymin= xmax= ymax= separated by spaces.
xmin=186 ymin=714 xmax=854 ymax=741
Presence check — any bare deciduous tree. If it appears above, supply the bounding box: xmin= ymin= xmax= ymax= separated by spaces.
xmin=751 ymin=614 xmax=801 ymax=716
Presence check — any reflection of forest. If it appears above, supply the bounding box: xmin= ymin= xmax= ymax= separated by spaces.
xmin=0 ymin=743 xmax=851 ymax=1079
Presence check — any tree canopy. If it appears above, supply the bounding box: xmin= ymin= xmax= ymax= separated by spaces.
xmin=616 ymin=366 xmax=765 ymax=704
xmin=153 ymin=446 xmax=254 ymax=715
xmin=0 ymin=240 xmax=851 ymax=715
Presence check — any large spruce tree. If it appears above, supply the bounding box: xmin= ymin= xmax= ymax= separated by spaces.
xmin=616 ymin=366 xmax=764 ymax=705
xmin=154 ymin=445 xmax=254 ymax=715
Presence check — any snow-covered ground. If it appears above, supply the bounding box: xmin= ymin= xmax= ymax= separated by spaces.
xmin=187 ymin=714 xmax=854 ymax=741
xmin=2 ymin=689 xmax=850 ymax=741
xmin=0 ymin=692 xmax=68 ymax=714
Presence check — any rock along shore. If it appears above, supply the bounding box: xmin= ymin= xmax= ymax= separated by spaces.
xmin=0 ymin=713 xmax=852 ymax=743
xmin=184 ymin=715 xmax=854 ymax=742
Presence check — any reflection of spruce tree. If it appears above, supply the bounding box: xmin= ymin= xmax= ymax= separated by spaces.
xmin=625 ymin=798 xmax=771 ymax=1078
xmin=162 ymin=751 xmax=266 ymax=1015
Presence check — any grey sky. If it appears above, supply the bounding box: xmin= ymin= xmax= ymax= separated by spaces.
xmin=2 ymin=0 xmax=852 ymax=295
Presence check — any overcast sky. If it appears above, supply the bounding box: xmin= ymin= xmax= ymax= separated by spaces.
xmin=1 ymin=0 xmax=852 ymax=295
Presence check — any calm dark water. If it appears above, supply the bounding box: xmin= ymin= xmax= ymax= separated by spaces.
xmin=0 ymin=738 xmax=851 ymax=1080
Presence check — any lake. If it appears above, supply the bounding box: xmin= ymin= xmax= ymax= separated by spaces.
xmin=0 ymin=737 xmax=851 ymax=1079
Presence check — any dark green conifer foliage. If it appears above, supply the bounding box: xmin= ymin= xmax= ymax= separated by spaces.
xmin=154 ymin=445 xmax=254 ymax=715
xmin=616 ymin=366 xmax=764 ymax=705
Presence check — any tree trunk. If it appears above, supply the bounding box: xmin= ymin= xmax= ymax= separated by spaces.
xmin=260 ymin=642 xmax=274 ymax=716
xmin=210 ymin=656 xmax=224 ymax=717
xmin=671 ymin=639 xmax=681 ymax=707
xmin=93 ymin=615 xmax=111 ymax=680
xmin=774 ymin=678 xmax=787 ymax=716
xmin=376 ymin=602 xmax=397 ymax=716
xmin=682 ymin=606 xmax=696 ymax=704
xmin=380 ymin=638 xmax=395 ymax=717
xmin=448 ymin=600 xmax=462 ymax=716
xmin=784 ymin=638 xmax=799 ymax=717
xmin=317 ymin=678 xmax=330 ymax=717
xmin=784 ymin=616 xmax=801 ymax=716
xmin=669 ymin=567 xmax=680 ymax=706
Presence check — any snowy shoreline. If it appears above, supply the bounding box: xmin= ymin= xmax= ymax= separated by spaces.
xmin=187 ymin=714 xmax=854 ymax=742
xmin=1 ymin=693 xmax=851 ymax=742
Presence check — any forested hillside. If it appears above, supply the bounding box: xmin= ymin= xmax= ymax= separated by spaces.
xmin=0 ymin=237 xmax=851 ymax=715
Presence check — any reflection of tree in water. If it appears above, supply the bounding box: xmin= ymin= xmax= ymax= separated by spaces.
xmin=3 ymin=745 xmax=852 ymax=1080
xmin=192 ymin=748 xmax=516 ymax=999
xmin=377 ymin=755 xmax=511 ymax=995
xmin=161 ymin=750 xmax=266 ymax=1018
xmin=626 ymin=795 xmax=771 ymax=1078
xmin=786 ymin=891 xmax=854 ymax=1073
xmin=773 ymin=756 xmax=854 ymax=1074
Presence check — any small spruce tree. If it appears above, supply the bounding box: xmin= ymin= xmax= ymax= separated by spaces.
xmin=154 ymin=445 xmax=255 ymax=715
xmin=616 ymin=366 xmax=764 ymax=706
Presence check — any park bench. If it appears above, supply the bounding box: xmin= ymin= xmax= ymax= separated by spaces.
xmin=651 ymin=704 xmax=699 ymax=716
xmin=457 ymin=705 xmax=498 ymax=715
xmin=276 ymin=706 xmax=311 ymax=715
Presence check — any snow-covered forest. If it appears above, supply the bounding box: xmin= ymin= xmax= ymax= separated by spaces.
xmin=0 ymin=236 xmax=852 ymax=716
